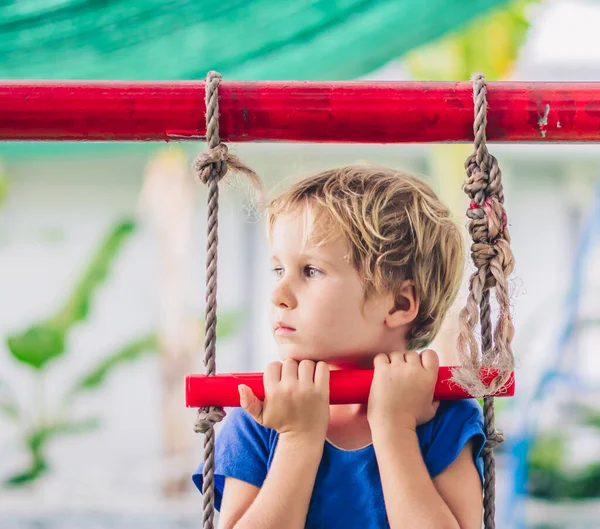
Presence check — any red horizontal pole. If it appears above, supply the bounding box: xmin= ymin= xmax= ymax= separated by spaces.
xmin=2 ymin=81 xmax=600 ymax=143
xmin=185 ymin=367 xmax=515 ymax=408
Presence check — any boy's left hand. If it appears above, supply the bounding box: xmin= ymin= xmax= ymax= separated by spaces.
xmin=367 ymin=349 xmax=440 ymax=432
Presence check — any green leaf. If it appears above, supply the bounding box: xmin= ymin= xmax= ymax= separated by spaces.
xmin=574 ymin=462 xmax=600 ymax=499
xmin=0 ymin=402 xmax=19 ymax=421
xmin=5 ymin=219 xmax=136 ymax=371
xmin=68 ymin=334 xmax=157 ymax=396
xmin=584 ymin=412 xmax=600 ymax=430
xmin=529 ymin=434 xmax=565 ymax=473
xmin=6 ymin=324 xmax=65 ymax=370
xmin=574 ymin=404 xmax=600 ymax=430
xmin=3 ymin=418 xmax=100 ymax=488
xmin=527 ymin=434 xmax=567 ymax=500
xmin=27 ymin=418 xmax=101 ymax=453
xmin=51 ymin=219 xmax=136 ymax=331
xmin=45 ymin=417 xmax=102 ymax=438
xmin=4 ymin=458 xmax=47 ymax=488
xmin=66 ymin=310 xmax=242 ymax=399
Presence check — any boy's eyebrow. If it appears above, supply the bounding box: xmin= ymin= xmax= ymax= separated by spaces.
xmin=303 ymin=253 xmax=337 ymax=266
xmin=270 ymin=252 xmax=339 ymax=268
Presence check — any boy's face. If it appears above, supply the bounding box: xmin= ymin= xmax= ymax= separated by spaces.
xmin=268 ymin=207 xmax=397 ymax=366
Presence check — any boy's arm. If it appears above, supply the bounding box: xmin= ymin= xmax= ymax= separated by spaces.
xmin=218 ymin=433 xmax=323 ymax=529
xmin=218 ymin=479 xmax=259 ymax=529
xmin=433 ymin=440 xmax=484 ymax=528
xmin=219 ymin=359 xmax=330 ymax=529
xmin=373 ymin=428 xmax=482 ymax=529
xmin=368 ymin=350 xmax=483 ymax=529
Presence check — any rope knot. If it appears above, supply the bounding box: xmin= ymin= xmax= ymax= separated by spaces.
xmin=457 ymin=72 xmax=515 ymax=529
xmin=456 ymin=73 xmax=515 ymax=406
xmin=194 ymin=143 xmax=230 ymax=184
xmin=193 ymin=143 xmax=264 ymax=203
xmin=465 ymin=165 xmax=506 ymax=239
xmin=194 ymin=406 xmax=226 ymax=433
xmin=482 ymin=428 xmax=505 ymax=456
xmin=482 ymin=196 xmax=507 ymax=240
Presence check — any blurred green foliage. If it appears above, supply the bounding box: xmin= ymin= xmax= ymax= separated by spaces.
xmin=528 ymin=405 xmax=600 ymax=500
xmin=0 ymin=220 xmax=241 ymax=487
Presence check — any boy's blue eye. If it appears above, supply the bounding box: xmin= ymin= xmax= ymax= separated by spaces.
xmin=305 ymin=266 xmax=323 ymax=279
xmin=271 ymin=266 xmax=284 ymax=278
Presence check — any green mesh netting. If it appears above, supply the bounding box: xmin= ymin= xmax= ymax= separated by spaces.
xmin=1 ymin=0 xmax=507 ymax=80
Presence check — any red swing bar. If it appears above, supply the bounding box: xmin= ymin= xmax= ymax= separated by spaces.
xmin=2 ymin=80 xmax=521 ymax=404
xmin=2 ymin=80 xmax=600 ymax=143
xmin=186 ymin=368 xmax=515 ymax=407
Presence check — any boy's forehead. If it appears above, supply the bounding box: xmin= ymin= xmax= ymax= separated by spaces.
xmin=270 ymin=206 xmax=346 ymax=254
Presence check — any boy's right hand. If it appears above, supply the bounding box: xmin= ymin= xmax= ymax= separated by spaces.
xmin=238 ymin=359 xmax=330 ymax=441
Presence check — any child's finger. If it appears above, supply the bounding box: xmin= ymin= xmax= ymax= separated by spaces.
xmin=238 ymin=384 xmax=264 ymax=422
xmin=405 ymin=350 xmax=420 ymax=365
xmin=298 ymin=360 xmax=316 ymax=385
xmin=314 ymin=361 xmax=330 ymax=394
xmin=282 ymin=358 xmax=299 ymax=381
xmin=264 ymin=361 xmax=282 ymax=393
xmin=420 ymin=349 xmax=439 ymax=371
xmin=373 ymin=353 xmax=391 ymax=367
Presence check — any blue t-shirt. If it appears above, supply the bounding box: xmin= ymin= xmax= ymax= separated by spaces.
xmin=193 ymin=400 xmax=485 ymax=529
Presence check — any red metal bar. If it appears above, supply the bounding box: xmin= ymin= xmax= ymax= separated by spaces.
xmin=1 ymin=81 xmax=600 ymax=142
xmin=185 ymin=367 xmax=515 ymax=407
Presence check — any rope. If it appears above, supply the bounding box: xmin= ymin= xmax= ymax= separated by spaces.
xmin=456 ymin=73 xmax=516 ymax=529
xmin=192 ymin=71 xmax=512 ymax=529
xmin=193 ymin=71 xmax=261 ymax=529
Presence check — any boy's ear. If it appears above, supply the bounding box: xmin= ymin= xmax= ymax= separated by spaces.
xmin=385 ymin=281 xmax=419 ymax=329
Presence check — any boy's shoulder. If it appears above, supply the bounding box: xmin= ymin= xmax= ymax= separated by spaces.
xmin=191 ymin=408 xmax=279 ymax=504
xmin=420 ymin=398 xmax=484 ymax=439
xmin=417 ymin=398 xmax=485 ymax=479
xmin=220 ymin=407 xmax=279 ymax=448
xmin=434 ymin=398 xmax=484 ymax=423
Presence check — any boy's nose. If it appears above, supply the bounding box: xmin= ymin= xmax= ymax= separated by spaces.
xmin=270 ymin=282 xmax=297 ymax=309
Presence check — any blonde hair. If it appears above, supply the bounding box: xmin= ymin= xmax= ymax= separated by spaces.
xmin=267 ymin=165 xmax=464 ymax=350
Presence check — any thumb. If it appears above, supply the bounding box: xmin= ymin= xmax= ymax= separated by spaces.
xmin=238 ymin=384 xmax=263 ymax=422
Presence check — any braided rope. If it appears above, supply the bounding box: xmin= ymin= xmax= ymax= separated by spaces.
xmin=193 ymin=71 xmax=261 ymax=529
xmin=455 ymin=73 xmax=516 ymax=529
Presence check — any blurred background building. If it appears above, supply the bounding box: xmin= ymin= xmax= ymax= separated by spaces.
xmin=1 ymin=0 xmax=600 ymax=527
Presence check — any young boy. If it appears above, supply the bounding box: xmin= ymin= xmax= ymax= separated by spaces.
xmin=193 ymin=165 xmax=486 ymax=529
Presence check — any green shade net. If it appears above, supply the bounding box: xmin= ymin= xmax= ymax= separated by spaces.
xmin=1 ymin=0 xmax=508 ymax=80
xmin=0 ymin=0 xmax=507 ymax=156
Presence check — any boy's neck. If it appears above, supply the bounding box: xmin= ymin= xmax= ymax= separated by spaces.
xmin=326 ymin=339 xmax=410 ymax=371
xmin=330 ymin=402 xmax=368 ymax=416
xmin=327 ymin=402 xmax=372 ymax=450
xmin=324 ymin=359 xmax=376 ymax=450
xmin=327 ymin=358 xmax=374 ymax=371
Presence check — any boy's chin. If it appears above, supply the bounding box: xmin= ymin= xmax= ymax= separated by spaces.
xmin=278 ymin=345 xmax=328 ymax=363
xmin=278 ymin=346 xmax=372 ymax=368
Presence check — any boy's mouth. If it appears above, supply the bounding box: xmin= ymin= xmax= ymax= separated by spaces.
xmin=275 ymin=322 xmax=296 ymax=335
